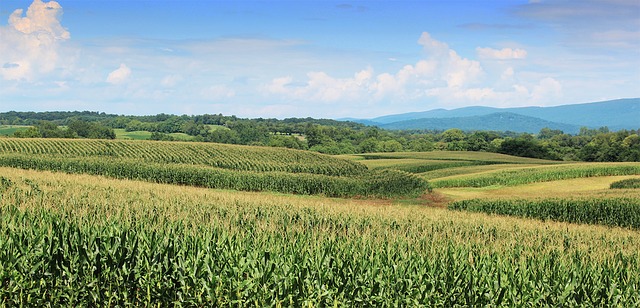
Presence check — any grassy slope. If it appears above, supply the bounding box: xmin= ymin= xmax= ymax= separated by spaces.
xmin=438 ymin=175 xmax=640 ymax=201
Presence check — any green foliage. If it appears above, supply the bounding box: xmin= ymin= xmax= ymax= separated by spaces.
xmin=610 ymin=178 xmax=640 ymax=189
xmin=2 ymin=111 xmax=639 ymax=161
xmin=449 ymin=198 xmax=640 ymax=229
xmin=498 ymin=135 xmax=554 ymax=159
xmin=149 ymin=132 xmax=175 ymax=141
xmin=13 ymin=120 xmax=114 ymax=140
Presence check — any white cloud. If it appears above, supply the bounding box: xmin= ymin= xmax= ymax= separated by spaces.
xmin=106 ymin=64 xmax=132 ymax=85
xmin=264 ymin=68 xmax=375 ymax=103
xmin=477 ymin=47 xmax=528 ymax=60
xmin=8 ymin=0 xmax=69 ymax=40
xmin=416 ymin=32 xmax=484 ymax=89
xmin=0 ymin=0 xmax=70 ymax=81
xmin=264 ymin=31 xmax=566 ymax=110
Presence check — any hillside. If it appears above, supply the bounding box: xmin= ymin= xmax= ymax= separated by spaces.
xmin=0 ymin=138 xmax=427 ymax=197
xmin=380 ymin=112 xmax=582 ymax=133
xmin=354 ymin=98 xmax=640 ymax=132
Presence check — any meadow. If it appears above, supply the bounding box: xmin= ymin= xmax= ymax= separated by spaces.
xmin=0 ymin=139 xmax=639 ymax=305
xmin=0 ymin=125 xmax=30 ymax=136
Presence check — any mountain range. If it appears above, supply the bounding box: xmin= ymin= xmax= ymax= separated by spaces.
xmin=343 ymin=98 xmax=639 ymax=134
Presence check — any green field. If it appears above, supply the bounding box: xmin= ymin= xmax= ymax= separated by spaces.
xmin=0 ymin=142 xmax=639 ymax=305
xmin=114 ymin=129 xmax=195 ymax=141
xmin=0 ymin=125 xmax=31 ymax=136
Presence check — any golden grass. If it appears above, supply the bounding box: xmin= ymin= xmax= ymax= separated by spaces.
xmin=421 ymin=163 xmax=543 ymax=179
xmin=437 ymin=175 xmax=640 ymax=201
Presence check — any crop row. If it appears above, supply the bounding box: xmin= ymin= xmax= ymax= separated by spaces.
xmin=610 ymin=178 xmax=640 ymax=189
xmin=366 ymin=159 xmax=497 ymax=174
xmin=449 ymin=198 xmax=640 ymax=229
xmin=0 ymin=138 xmax=367 ymax=177
xmin=0 ymin=174 xmax=638 ymax=306
xmin=432 ymin=163 xmax=640 ymax=188
xmin=0 ymin=154 xmax=428 ymax=198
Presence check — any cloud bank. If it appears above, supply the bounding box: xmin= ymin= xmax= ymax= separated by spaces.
xmin=264 ymin=32 xmax=557 ymax=111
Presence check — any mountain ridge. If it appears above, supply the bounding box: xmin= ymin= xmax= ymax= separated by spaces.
xmin=344 ymin=98 xmax=639 ymax=133
xmin=380 ymin=112 xmax=583 ymax=133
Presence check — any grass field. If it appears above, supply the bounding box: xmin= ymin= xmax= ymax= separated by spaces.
xmin=0 ymin=144 xmax=639 ymax=305
xmin=0 ymin=125 xmax=31 ymax=136
xmin=114 ymin=129 xmax=195 ymax=141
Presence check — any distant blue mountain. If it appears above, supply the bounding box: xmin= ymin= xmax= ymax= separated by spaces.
xmin=380 ymin=112 xmax=583 ymax=133
xmin=347 ymin=98 xmax=639 ymax=133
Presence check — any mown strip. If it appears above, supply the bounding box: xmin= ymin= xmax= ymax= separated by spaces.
xmin=432 ymin=163 xmax=640 ymax=188
xmin=0 ymin=154 xmax=428 ymax=198
xmin=449 ymin=198 xmax=640 ymax=229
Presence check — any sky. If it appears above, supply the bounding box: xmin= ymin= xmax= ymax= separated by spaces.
xmin=1 ymin=0 xmax=639 ymax=119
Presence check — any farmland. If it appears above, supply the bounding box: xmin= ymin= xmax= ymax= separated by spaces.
xmin=0 ymin=125 xmax=30 ymax=136
xmin=0 ymin=139 xmax=639 ymax=305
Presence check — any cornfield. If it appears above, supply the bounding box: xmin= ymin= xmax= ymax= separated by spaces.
xmin=0 ymin=138 xmax=367 ymax=176
xmin=449 ymin=198 xmax=640 ymax=229
xmin=0 ymin=154 xmax=427 ymax=198
xmin=1 ymin=169 xmax=639 ymax=306
xmin=432 ymin=163 xmax=640 ymax=188
xmin=610 ymin=178 xmax=640 ymax=189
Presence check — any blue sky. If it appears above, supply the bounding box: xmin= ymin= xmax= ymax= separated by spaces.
xmin=1 ymin=0 xmax=639 ymax=118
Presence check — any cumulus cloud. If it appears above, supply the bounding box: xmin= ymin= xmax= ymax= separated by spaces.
xmin=477 ymin=47 xmax=528 ymax=60
xmin=106 ymin=64 xmax=132 ymax=85
xmin=8 ymin=0 xmax=70 ymax=40
xmin=265 ymin=31 xmax=563 ymax=108
xmin=264 ymin=68 xmax=375 ymax=103
xmin=0 ymin=0 xmax=70 ymax=81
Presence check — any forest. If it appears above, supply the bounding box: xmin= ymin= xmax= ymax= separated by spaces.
xmin=1 ymin=111 xmax=638 ymax=162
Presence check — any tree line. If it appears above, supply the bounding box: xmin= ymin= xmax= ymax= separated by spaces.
xmin=1 ymin=111 xmax=638 ymax=162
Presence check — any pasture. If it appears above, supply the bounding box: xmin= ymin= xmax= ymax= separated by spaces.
xmin=0 ymin=125 xmax=30 ymax=136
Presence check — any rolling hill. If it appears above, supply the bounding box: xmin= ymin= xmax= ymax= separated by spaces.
xmin=348 ymin=98 xmax=639 ymax=132
xmin=379 ymin=112 xmax=582 ymax=133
